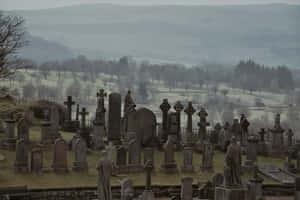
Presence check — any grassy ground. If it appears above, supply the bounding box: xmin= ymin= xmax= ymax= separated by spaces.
xmin=0 ymin=127 xmax=290 ymax=189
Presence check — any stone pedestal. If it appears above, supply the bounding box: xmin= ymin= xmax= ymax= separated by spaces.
xmin=140 ymin=190 xmax=155 ymax=200
xmin=215 ymin=186 xmax=247 ymax=200
xmin=181 ymin=146 xmax=194 ymax=173
xmin=244 ymin=135 xmax=259 ymax=168
xmin=62 ymin=120 xmax=80 ymax=132
xmin=249 ymin=177 xmax=263 ymax=200
xmin=4 ymin=119 xmax=17 ymax=150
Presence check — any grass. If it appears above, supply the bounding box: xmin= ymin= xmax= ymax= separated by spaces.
xmin=0 ymin=127 xmax=291 ymax=189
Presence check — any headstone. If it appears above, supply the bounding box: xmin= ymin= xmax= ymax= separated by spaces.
xmin=210 ymin=123 xmax=222 ymax=145
xmin=14 ymin=139 xmax=29 ymax=173
xmin=93 ymin=124 xmax=106 ymax=150
xmin=78 ymin=107 xmax=91 ymax=147
xmin=160 ymin=98 xmax=171 ymax=141
xmin=50 ymin=106 xmax=61 ymax=139
xmin=167 ymin=111 xmax=180 ymax=149
xmin=76 ymin=104 xmax=80 ymax=121
xmin=181 ymin=177 xmax=193 ymax=200
xmin=240 ymin=114 xmax=250 ymax=146
xmin=31 ymin=147 xmax=43 ymax=173
xmin=270 ymin=113 xmax=285 ymax=153
xmin=220 ymin=122 xmax=231 ymax=152
xmin=201 ymin=142 xmax=214 ymax=172
xmin=4 ymin=118 xmax=17 ymax=150
xmin=108 ymin=93 xmax=121 ymax=144
xmin=128 ymin=132 xmax=143 ymax=171
xmin=249 ymin=164 xmax=264 ymax=200
xmin=116 ymin=145 xmax=127 ymax=168
xmin=64 ymin=96 xmax=75 ymax=121
xmin=97 ymin=151 xmax=113 ymax=200
xmin=144 ymin=147 xmax=154 ymax=167
xmin=17 ymin=118 xmax=30 ymax=144
xmin=244 ymin=135 xmax=259 ymax=167
xmin=0 ymin=119 xmax=5 ymax=133
xmin=173 ymin=101 xmax=184 ymax=134
xmin=181 ymin=146 xmax=194 ymax=173
xmin=286 ymin=129 xmax=294 ymax=147
xmin=106 ymin=142 xmax=116 ymax=164
xmin=40 ymin=121 xmax=52 ymax=145
xmin=52 ymin=138 xmax=68 ymax=173
xmin=123 ymin=90 xmax=136 ymax=132
xmin=69 ymin=134 xmax=80 ymax=151
xmin=140 ymin=161 xmax=155 ymax=200
xmin=95 ymin=89 xmax=107 ymax=127
xmin=295 ymin=177 xmax=300 ymax=200
xmin=231 ymin=119 xmax=241 ymax=141
xmin=195 ymin=107 xmax=209 ymax=152
xmin=258 ymin=128 xmax=268 ymax=156
xmin=184 ymin=102 xmax=196 ymax=144
xmin=72 ymin=138 xmax=88 ymax=172
xmin=120 ymin=178 xmax=134 ymax=200
xmin=161 ymin=135 xmax=178 ymax=173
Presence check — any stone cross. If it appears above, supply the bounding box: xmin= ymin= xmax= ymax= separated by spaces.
xmin=97 ymin=89 xmax=107 ymax=111
xmin=173 ymin=101 xmax=184 ymax=132
xmin=76 ymin=104 xmax=80 ymax=121
xmin=198 ymin=107 xmax=209 ymax=142
xmin=160 ymin=99 xmax=171 ymax=132
xmin=64 ymin=96 xmax=75 ymax=121
xmin=79 ymin=107 xmax=89 ymax=129
xmin=184 ymin=102 xmax=196 ymax=133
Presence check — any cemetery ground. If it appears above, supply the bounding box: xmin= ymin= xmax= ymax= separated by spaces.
xmin=0 ymin=127 xmax=290 ymax=189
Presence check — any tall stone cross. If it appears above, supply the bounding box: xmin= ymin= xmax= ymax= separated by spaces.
xmin=79 ymin=107 xmax=89 ymax=129
xmin=184 ymin=102 xmax=196 ymax=133
xmin=64 ymin=96 xmax=75 ymax=121
xmin=145 ymin=160 xmax=153 ymax=190
xmin=258 ymin=128 xmax=266 ymax=142
xmin=173 ymin=101 xmax=184 ymax=133
xmin=97 ymin=89 xmax=107 ymax=112
xmin=198 ymin=107 xmax=209 ymax=139
xmin=160 ymin=99 xmax=171 ymax=131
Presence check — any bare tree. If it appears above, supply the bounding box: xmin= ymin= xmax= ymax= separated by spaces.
xmin=0 ymin=12 xmax=27 ymax=79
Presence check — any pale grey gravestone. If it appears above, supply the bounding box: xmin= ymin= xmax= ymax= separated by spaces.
xmin=52 ymin=138 xmax=68 ymax=173
xmin=97 ymin=151 xmax=113 ymax=200
xmin=161 ymin=135 xmax=178 ymax=173
xmin=40 ymin=121 xmax=52 ymax=145
xmin=14 ymin=139 xmax=29 ymax=173
xmin=181 ymin=146 xmax=194 ymax=173
xmin=106 ymin=142 xmax=116 ymax=164
xmin=31 ymin=147 xmax=43 ymax=173
xmin=120 ymin=178 xmax=134 ymax=200
xmin=17 ymin=118 xmax=30 ymax=144
xmin=201 ymin=142 xmax=214 ymax=172
xmin=72 ymin=138 xmax=88 ymax=172
xmin=108 ymin=93 xmax=121 ymax=144
xmin=92 ymin=124 xmax=106 ymax=150
xmin=159 ymin=98 xmax=171 ymax=142
xmin=181 ymin=177 xmax=193 ymax=200
xmin=244 ymin=135 xmax=259 ymax=168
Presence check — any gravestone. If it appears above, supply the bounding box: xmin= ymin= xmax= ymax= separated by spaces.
xmin=97 ymin=151 xmax=113 ymax=200
xmin=76 ymin=104 xmax=80 ymax=121
xmin=160 ymin=98 xmax=171 ymax=142
xmin=31 ymin=147 xmax=43 ymax=173
xmin=161 ymin=135 xmax=178 ymax=173
xmin=14 ymin=139 xmax=29 ymax=173
xmin=120 ymin=178 xmax=134 ymax=200
xmin=258 ymin=128 xmax=268 ymax=156
xmin=173 ymin=101 xmax=184 ymax=135
xmin=92 ymin=124 xmax=106 ymax=150
xmin=72 ymin=138 xmax=88 ymax=172
xmin=50 ymin=106 xmax=61 ymax=140
xmin=123 ymin=90 xmax=136 ymax=132
xmin=95 ymin=89 xmax=107 ymax=127
xmin=106 ymin=142 xmax=116 ymax=164
xmin=116 ymin=145 xmax=127 ymax=169
xmin=64 ymin=96 xmax=75 ymax=121
xmin=78 ymin=107 xmax=91 ymax=147
xmin=143 ymin=147 xmax=154 ymax=167
xmin=108 ymin=93 xmax=121 ymax=144
xmin=210 ymin=123 xmax=222 ymax=145
xmin=286 ymin=129 xmax=294 ymax=147
xmin=184 ymin=102 xmax=196 ymax=144
xmin=240 ymin=114 xmax=250 ymax=146
xmin=69 ymin=134 xmax=80 ymax=151
xmin=245 ymin=135 xmax=259 ymax=168
xmin=62 ymin=96 xmax=79 ymax=132
xmin=270 ymin=113 xmax=285 ymax=153
xmin=4 ymin=118 xmax=17 ymax=150
xmin=127 ymin=107 xmax=157 ymax=147
xmin=181 ymin=146 xmax=194 ymax=173
xmin=52 ymin=138 xmax=68 ymax=173
xmin=140 ymin=161 xmax=155 ymax=200
xmin=40 ymin=121 xmax=52 ymax=145
xmin=128 ymin=132 xmax=143 ymax=172
xmin=220 ymin=122 xmax=232 ymax=152
xmin=17 ymin=118 xmax=30 ymax=144
xmin=0 ymin=119 xmax=4 ymax=133
xmin=295 ymin=177 xmax=300 ymax=200
xmin=181 ymin=177 xmax=193 ymax=200
xmin=201 ymin=142 xmax=214 ymax=172
xmin=195 ymin=107 xmax=209 ymax=152
xmin=249 ymin=165 xmax=264 ymax=200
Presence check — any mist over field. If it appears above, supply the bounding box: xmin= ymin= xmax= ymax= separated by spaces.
xmin=10 ymin=3 xmax=300 ymax=67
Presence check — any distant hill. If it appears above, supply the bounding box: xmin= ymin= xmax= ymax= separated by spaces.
xmin=14 ymin=4 xmax=300 ymax=67
xmin=19 ymin=34 xmax=73 ymax=64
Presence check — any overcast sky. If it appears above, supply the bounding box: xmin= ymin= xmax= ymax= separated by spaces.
xmin=1 ymin=0 xmax=300 ymax=10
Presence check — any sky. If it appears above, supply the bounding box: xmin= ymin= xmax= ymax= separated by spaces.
xmin=1 ymin=0 xmax=300 ymax=10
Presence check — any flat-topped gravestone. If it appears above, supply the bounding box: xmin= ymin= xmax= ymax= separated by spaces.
xmin=14 ymin=139 xmax=29 ymax=173
xmin=201 ymin=142 xmax=214 ymax=172
xmin=52 ymin=138 xmax=68 ymax=173
xmin=50 ymin=106 xmax=61 ymax=139
xmin=181 ymin=146 xmax=194 ymax=173
xmin=181 ymin=177 xmax=193 ymax=200
xmin=17 ymin=118 xmax=30 ymax=144
xmin=31 ymin=147 xmax=43 ymax=173
xmin=108 ymin=93 xmax=121 ymax=144
xmin=245 ymin=135 xmax=259 ymax=167
xmin=72 ymin=138 xmax=88 ymax=172
xmin=270 ymin=113 xmax=285 ymax=153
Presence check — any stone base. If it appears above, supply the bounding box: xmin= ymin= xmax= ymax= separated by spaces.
xmin=72 ymin=161 xmax=88 ymax=172
xmin=160 ymin=163 xmax=178 ymax=173
xmin=181 ymin=165 xmax=195 ymax=173
xmin=62 ymin=121 xmax=79 ymax=132
xmin=215 ymin=186 xmax=247 ymax=200
xmin=139 ymin=190 xmax=155 ymax=200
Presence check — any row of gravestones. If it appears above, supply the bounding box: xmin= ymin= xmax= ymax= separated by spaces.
xmin=14 ymin=137 xmax=88 ymax=173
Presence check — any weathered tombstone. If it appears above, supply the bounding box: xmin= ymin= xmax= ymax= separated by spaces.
xmin=212 ymin=173 xmax=224 ymax=187
xmin=128 ymin=132 xmax=143 ymax=172
xmin=50 ymin=106 xmax=61 ymax=140
xmin=140 ymin=161 xmax=155 ymax=200
xmin=78 ymin=107 xmax=91 ymax=147
xmin=161 ymin=135 xmax=178 ymax=173
xmin=120 ymin=178 xmax=134 ymax=200
xmin=127 ymin=107 xmax=157 ymax=147
xmin=244 ymin=135 xmax=259 ymax=168
xmin=286 ymin=129 xmax=294 ymax=147
xmin=64 ymin=96 xmax=75 ymax=121
xmin=220 ymin=122 xmax=232 ymax=152
xmin=92 ymin=124 xmax=106 ymax=150
xmin=95 ymin=89 xmax=107 ymax=127
xmin=167 ymin=111 xmax=181 ymax=149
xmin=97 ymin=151 xmax=113 ymax=200
xmin=215 ymin=136 xmax=246 ymax=200
xmin=181 ymin=146 xmax=194 ymax=173
xmin=4 ymin=118 xmax=17 ymax=150
xmin=240 ymin=114 xmax=250 ymax=146
xmin=201 ymin=142 xmax=214 ymax=172
xmin=248 ymin=164 xmax=264 ymax=200
xmin=295 ymin=177 xmax=300 ymax=200
xmin=123 ymin=90 xmax=136 ymax=132
xmin=210 ymin=123 xmax=222 ymax=145
xmin=106 ymin=142 xmax=116 ymax=164
xmin=181 ymin=177 xmax=193 ymax=200
xmin=116 ymin=145 xmax=127 ymax=169
xmin=0 ymin=119 xmax=5 ymax=133
xmin=144 ymin=147 xmax=154 ymax=167
xmin=184 ymin=102 xmax=196 ymax=144
xmin=40 ymin=121 xmax=52 ymax=145
xmin=72 ymin=138 xmax=88 ymax=172
xmin=17 ymin=118 xmax=30 ymax=144
xmin=173 ymin=101 xmax=184 ymax=134
xmin=270 ymin=113 xmax=285 ymax=153
xmin=108 ymin=93 xmax=121 ymax=144
xmin=160 ymin=98 xmax=171 ymax=141
xmin=14 ymin=139 xmax=29 ymax=173
xmin=195 ymin=107 xmax=209 ymax=152
xmin=258 ymin=128 xmax=268 ymax=156
xmin=52 ymin=138 xmax=68 ymax=173
xmin=31 ymin=147 xmax=43 ymax=173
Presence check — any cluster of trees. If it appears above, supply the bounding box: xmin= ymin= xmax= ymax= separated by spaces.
xmin=233 ymin=60 xmax=294 ymax=93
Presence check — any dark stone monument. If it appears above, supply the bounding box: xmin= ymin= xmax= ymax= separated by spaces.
xmin=123 ymin=90 xmax=136 ymax=132
xmin=31 ymin=147 xmax=43 ymax=173
xmin=240 ymin=114 xmax=250 ymax=146
xmin=72 ymin=138 xmax=88 ymax=172
xmin=161 ymin=135 xmax=178 ymax=173
xmin=181 ymin=146 xmax=194 ymax=173
xmin=116 ymin=145 xmax=127 ymax=169
xmin=195 ymin=107 xmax=209 ymax=152
xmin=184 ymin=101 xmax=196 ymax=145
xmin=62 ymin=96 xmax=79 ymax=132
xmin=52 ymin=138 xmax=68 ymax=173
xmin=270 ymin=113 xmax=285 ymax=153
xmin=181 ymin=177 xmax=193 ymax=200
xmin=128 ymin=132 xmax=143 ymax=172
xmin=64 ymin=96 xmax=75 ymax=121
xmin=295 ymin=177 xmax=300 ymax=200
xmin=244 ymin=135 xmax=259 ymax=168
xmin=17 ymin=118 xmax=30 ymax=144
xmin=258 ymin=128 xmax=268 ymax=156
xmin=201 ymin=142 xmax=214 ymax=172
xmin=108 ymin=93 xmax=121 ymax=144
xmin=231 ymin=119 xmax=241 ymax=141
xmin=78 ymin=107 xmax=91 ymax=147
xmin=210 ymin=123 xmax=222 ymax=145
xmin=0 ymin=119 xmax=5 ymax=133
xmin=14 ymin=139 xmax=29 ymax=173
xmin=4 ymin=117 xmax=17 ymax=150
xmin=286 ymin=129 xmax=294 ymax=147
xmin=160 ymin=98 xmax=171 ymax=142
xmin=173 ymin=101 xmax=184 ymax=139
xmin=40 ymin=121 xmax=52 ymax=145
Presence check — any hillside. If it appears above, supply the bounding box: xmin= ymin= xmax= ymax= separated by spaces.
xmin=12 ymin=4 xmax=300 ymax=67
